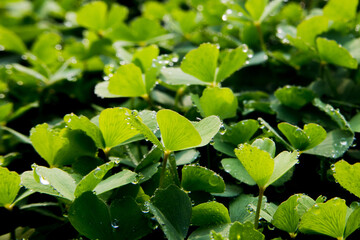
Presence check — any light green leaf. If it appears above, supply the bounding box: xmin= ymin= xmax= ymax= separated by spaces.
xmin=267 ymin=151 xmax=298 ymax=187
xmin=222 ymin=158 xmax=256 ymax=186
xmin=32 ymin=165 xmax=76 ymax=201
xmin=188 ymin=223 xmax=232 ymax=240
xmin=323 ymin=0 xmax=358 ymax=21
xmin=94 ymin=82 xmax=120 ymax=99
xmin=132 ymin=45 xmax=159 ymax=72
xmin=93 ymin=170 xmax=137 ymax=195
xmin=181 ymin=165 xmax=225 ymax=193
xmin=0 ymin=26 xmax=27 ymax=54
xmin=333 ymin=160 xmax=360 ymax=199
xmin=299 ymin=198 xmax=347 ymax=239
xmin=30 ymin=123 xmax=68 ymax=166
xmin=272 ymin=194 xmax=314 ymax=234
xmin=297 ymin=16 xmax=329 ymax=48
xmin=199 ymin=87 xmax=238 ymax=120
xmin=160 ymin=68 xmax=208 ymax=85
xmin=216 ymin=46 xmax=248 ymax=83
xmin=349 ymin=112 xmax=360 ymax=133
xmin=157 ymin=109 xmax=201 ymax=151
xmin=222 ymin=120 xmax=259 ymax=146
xmin=77 ymin=1 xmax=107 ymax=31
xmin=12 ymin=64 xmax=48 ymax=83
xmin=149 ymin=185 xmax=192 ymax=240
xmin=64 ymin=113 xmax=105 ymax=149
xmin=278 ymin=123 xmax=309 ymax=150
xmin=68 ymin=192 xmax=112 ymax=240
xmin=192 ymin=202 xmax=231 ymax=227
xmin=192 ymin=115 xmax=221 ymax=147
xmin=0 ymin=167 xmax=21 ymax=207
xmin=234 ymin=143 xmax=274 ymax=188
xmin=108 ymin=63 xmax=147 ymax=97
xmin=31 ymin=32 xmax=61 ymax=65
xmin=245 ymin=0 xmax=268 ymax=21
xmin=105 ymin=3 xmax=128 ymax=29
xmin=229 ymin=221 xmax=265 ymax=240
xmin=0 ymin=102 xmax=12 ymax=123
xmin=99 ymin=108 xmax=139 ymax=149
xmin=274 ymin=86 xmax=315 ymax=110
xmin=304 ymin=129 xmax=354 ymax=159
xmin=303 ymin=123 xmax=327 ymax=150
xmin=345 ymin=206 xmax=360 ymax=238
xmin=259 ymin=0 xmax=283 ymax=22
xmin=74 ymin=162 xmax=114 ymax=198
xmin=181 ymin=43 xmax=219 ymax=83
xmin=251 ymin=138 xmax=276 ymax=158
xmin=316 ymin=38 xmax=358 ymax=69
xmin=21 ymin=171 xmax=62 ymax=199
xmin=344 ymin=38 xmax=360 ymax=63
xmin=128 ymin=111 xmax=164 ymax=151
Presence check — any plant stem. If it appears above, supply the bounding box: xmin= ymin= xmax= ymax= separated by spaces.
xmin=159 ymin=150 xmax=171 ymax=188
xmin=254 ymin=187 xmax=265 ymax=229
xmin=254 ymin=21 xmax=267 ymax=53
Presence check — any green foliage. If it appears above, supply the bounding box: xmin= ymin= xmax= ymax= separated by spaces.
xmin=191 ymin=202 xmax=231 ymax=227
xmin=0 ymin=167 xmax=21 ymax=208
xmin=333 ymin=160 xmax=360 ymax=198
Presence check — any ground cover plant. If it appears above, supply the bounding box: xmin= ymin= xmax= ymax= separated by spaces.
xmin=1 ymin=0 xmax=360 ymax=239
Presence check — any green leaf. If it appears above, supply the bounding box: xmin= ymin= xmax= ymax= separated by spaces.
xmin=74 ymin=162 xmax=114 ymax=198
xmin=349 ymin=112 xmax=360 ymax=133
xmin=94 ymin=82 xmax=120 ymax=98
xmin=199 ymin=87 xmax=238 ymax=120
xmin=175 ymin=149 xmax=200 ymax=166
xmin=304 ymin=129 xmax=354 ymax=159
xmin=216 ymin=46 xmax=248 ymax=83
xmin=160 ymin=68 xmax=208 ymax=86
xmin=0 ymin=26 xmax=27 ymax=54
xmin=274 ymin=86 xmax=315 ymax=110
xmin=31 ymin=32 xmax=61 ymax=65
xmin=229 ymin=221 xmax=265 ymax=240
xmin=259 ymin=0 xmax=283 ymax=22
xmin=299 ymin=198 xmax=347 ymax=239
xmin=303 ymin=123 xmax=327 ymax=150
xmin=181 ymin=165 xmax=225 ymax=193
xmin=157 ymin=109 xmax=201 ymax=151
xmin=313 ymin=98 xmax=351 ymax=130
xmin=188 ymin=224 xmax=232 ymax=240
xmin=245 ymin=0 xmax=268 ymax=21
xmin=323 ymin=0 xmax=358 ymax=21
xmin=316 ymin=38 xmax=358 ymax=69
xmin=128 ymin=111 xmax=164 ymax=151
xmin=345 ymin=206 xmax=360 ymax=238
xmin=222 ymin=120 xmax=259 ymax=146
xmin=251 ymin=138 xmax=276 ymax=158
xmin=99 ymin=108 xmax=139 ymax=149
xmin=192 ymin=202 xmax=231 ymax=227
xmin=278 ymin=123 xmax=309 ymax=150
xmin=149 ymin=185 xmax=192 ymax=240
xmin=108 ymin=63 xmax=147 ymax=97
xmin=0 ymin=102 xmax=12 ymax=123
xmin=77 ymin=1 xmax=107 ymax=31
xmin=93 ymin=170 xmax=137 ymax=195
xmin=0 ymin=126 xmax=31 ymax=144
xmin=221 ymin=158 xmax=256 ymax=186
xmin=32 ymin=165 xmax=76 ymax=201
xmin=181 ymin=43 xmax=219 ymax=83
xmin=64 ymin=113 xmax=105 ymax=149
xmin=68 ymin=192 xmax=112 ymax=240
xmin=0 ymin=167 xmax=21 ymax=207
xmin=21 ymin=171 xmax=62 ymax=199
xmin=235 ymin=143 xmax=274 ymax=188
xmin=30 ymin=123 xmax=68 ymax=166
xmin=110 ymin=197 xmax=151 ymax=239
xmin=333 ymin=160 xmax=360 ymax=199
xmin=267 ymin=151 xmax=298 ymax=187
xmin=105 ymin=4 xmax=128 ymax=29
xmin=132 ymin=45 xmax=159 ymax=72
xmin=192 ymin=115 xmax=221 ymax=147
xmin=297 ymin=16 xmax=329 ymax=48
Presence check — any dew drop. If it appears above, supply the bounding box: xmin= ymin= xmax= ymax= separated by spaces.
xmin=40 ymin=176 xmax=50 ymax=185
xmin=111 ymin=219 xmax=119 ymax=229
xmin=0 ymin=45 xmax=5 ymax=51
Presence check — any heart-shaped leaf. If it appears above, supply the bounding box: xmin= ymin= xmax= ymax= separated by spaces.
xmin=199 ymin=87 xmax=238 ymax=120
xmin=77 ymin=1 xmax=107 ymax=31
xmin=216 ymin=46 xmax=248 ymax=83
xmin=181 ymin=43 xmax=219 ymax=83
xmin=0 ymin=167 xmax=21 ymax=208
xmin=192 ymin=115 xmax=221 ymax=147
xmin=267 ymin=151 xmax=298 ymax=187
xmin=157 ymin=109 xmax=201 ymax=151
xmin=333 ymin=160 xmax=360 ymax=198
